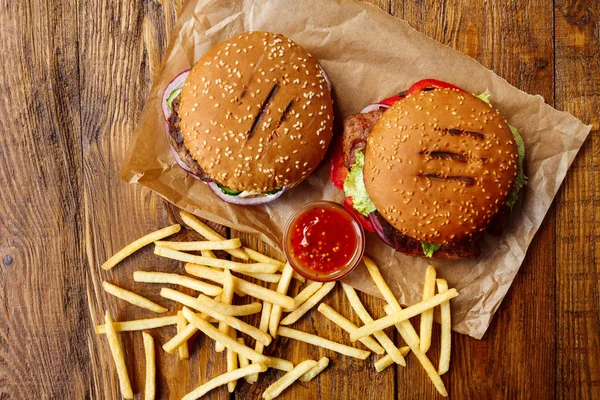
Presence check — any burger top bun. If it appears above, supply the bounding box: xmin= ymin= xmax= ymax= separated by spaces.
xmin=363 ymin=88 xmax=518 ymax=245
xmin=178 ymin=31 xmax=333 ymax=192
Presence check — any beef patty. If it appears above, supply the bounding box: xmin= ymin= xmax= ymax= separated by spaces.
xmin=341 ymin=108 xmax=481 ymax=259
xmin=168 ymin=96 xmax=213 ymax=182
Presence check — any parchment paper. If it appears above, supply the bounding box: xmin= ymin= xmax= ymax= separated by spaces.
xmin=121 ymin=0 xmax=591 ymax=339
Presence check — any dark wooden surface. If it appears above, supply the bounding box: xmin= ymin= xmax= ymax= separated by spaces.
xmin=0 ymin=0 xmax=598 ymax=399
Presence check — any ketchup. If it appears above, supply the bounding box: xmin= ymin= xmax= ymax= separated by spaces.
xmin=284 ymin=202 xmax=365 ymax=282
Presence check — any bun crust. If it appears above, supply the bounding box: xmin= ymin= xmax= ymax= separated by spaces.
xmin=178 ymin=32 xmax=333 ymax=192
xmin=363 ymin=89 xmax=517 ymax=245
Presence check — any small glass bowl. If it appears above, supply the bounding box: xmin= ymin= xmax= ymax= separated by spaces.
xmin=282 ymin=201 xmax=365 ymax=282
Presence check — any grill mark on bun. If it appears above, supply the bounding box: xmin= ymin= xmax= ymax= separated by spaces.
xmin=240 ymin=54 xmax=264 ymax=99
xmin=247 ymin=83 xmax=279 ymax=139
xmin=417 ymin=173 xmax=476 ymax=185
xmin=419 ymin=150 xmax=487 ymax=164
xmin=445 ymin=128 xmax=485 ymax=140
xmin=419 ymin=150 xmax=467 ymax=163
xmin=277 ymin=99 xmax=294 ymax=127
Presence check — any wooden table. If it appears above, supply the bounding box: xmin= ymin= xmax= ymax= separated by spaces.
xmin=1 ymin=0 xmax=598 ymax=398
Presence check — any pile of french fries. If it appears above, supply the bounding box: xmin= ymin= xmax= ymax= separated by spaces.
xmin=96 ymin=211 xmax=458 ymax=399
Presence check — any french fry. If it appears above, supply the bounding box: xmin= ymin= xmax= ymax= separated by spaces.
xmin=154 ymin=246 xmax=277 ymax=274
xmin=237 ymin=338 xmax=250 ymax=360
xmin=142 ymin=332 xmax=156 ymax=400
xmin=101 ymin=224 xmax=181 ymax=270
xmin=103 ymin=312 xmax=133 ymax=399
xmin=351 ymin=289 xmax=458 ymax=341
xmin=155 ymin=238 xmax=242 ymax=251
xmin=185 ymin=264 xmax=294 ymax=309
xmin=133 ymin=271 xmax=222 ymax=296
xmin=284 ymin=281 xmax=324 ymax=312
xmin=341 ymin=283 xmax=406 ymax=366
xmin=164 ymin=289 xmax=261 ymax=317
xmin=200 ymin=249 xmax=217 ymax=258
xmin=299 ymin=357 xmax=329 ymax=382
xmin=383 ymin=305 xmax=448 ymax=397
xmin=102 ymin=281 xmax=167 ymax=313
xmin=265 ymin=356 xmax=294 ymax=372
xmin=163 ymin=322 xmax=198 ymax=354
xmin=291 ymin=271 xmax=306 ymax=283
xmin=176 ymin=311 xmax=189 ymax=360
xmin=262 ymin=360 xmax=318 ymax=400
xmin=182 ymin=363 xmax=267 ymax=400
xmin=436 ymin=279 xmax=451 ymax=375
xmin=317 ymin=303 xmax=384 ymax=355
xmin=182 ymin=307 xmax=270 ymax=364
xmin=280 ymin=281 xmax=336 ymax=325
xmin=216 ymin=269 xmax=235 ymax=352
xmin=227 ymin=329 xmax=238 ymax=393
xmin=374 ymin=346 xmax=410 ymax=372
xmin=179 ymin=211 xmax=249 ymax=260
xmin=243 ymin=247 xmax=285 ymax=268
xmin=96 ymin=315 xmax=180 ymax=334
xmin=362 ymin=255 xmax=420 ymax=347
xmin=243 ymin=247 xmax=305 ymax=282
xmin=269 ymin=263 xmax=294 ymax=338
xmin=237 ymin=338 xmax=252 ymax=384
xmin=277 ymin=327 xmax=370 ymax=360
xmin=236 ymin=271 xmax=282 ymax=283
xmin=420 ymin=265 xmax=437 ymax=353
xmin=247 ymin=300 xmax=273 ymax=384
xmin=163 ymin=289 xmax=271 ymax=346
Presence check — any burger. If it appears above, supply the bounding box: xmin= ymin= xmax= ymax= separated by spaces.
xmin=162 ymin=31 xmax=333 ymax=205
xmin=330 ymin=79 xmax=527 ymax=259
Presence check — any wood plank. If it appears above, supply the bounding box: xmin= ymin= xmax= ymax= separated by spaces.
xmin=391 ymin=0 xmax=556 ymax=398
xmin=0 ymin=0 xmax=88 ymax=398
xmin=78 ymin=0 xmax=231 ymax=398
xmin=554 ymin=0 xmax=600 ymax=398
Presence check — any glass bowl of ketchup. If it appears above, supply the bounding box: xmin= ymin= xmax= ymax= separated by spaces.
xmin=283 ymin=201 xmax=365 ymax=282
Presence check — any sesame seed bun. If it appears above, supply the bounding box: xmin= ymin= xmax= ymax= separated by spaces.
xmin=177 ymin=31 xmax=333 ymax=192
xmin=363 ymin=88 xmax=518 ymax=245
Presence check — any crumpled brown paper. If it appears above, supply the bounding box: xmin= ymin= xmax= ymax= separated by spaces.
xmin=121 ymin=0 xmax=591 ymax=339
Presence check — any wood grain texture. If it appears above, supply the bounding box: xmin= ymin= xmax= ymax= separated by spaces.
xmin=0 ymin=0 xmax=89 ymax=398
xmin=0 ymin=0 xmax=598 ymax=399
xmin=555 ymin=0 xmax=600 ymax=399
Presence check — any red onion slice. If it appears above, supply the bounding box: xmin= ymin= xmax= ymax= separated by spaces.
xmin=208 ymin=182 xmax=286 ymax=205
xmin=360 ymin=103 xmax=390 ymax=114
xmin=317 ymin=63 xmax=332 ymax=92
xmin=162 ymin=69 xmax=190 ymax=121
xmin=368 ymin=212 xmax=393 ymax=246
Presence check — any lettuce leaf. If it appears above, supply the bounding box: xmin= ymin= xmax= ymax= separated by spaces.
xmin=475 ymin=92 xmax=491 ymax=104
xmin=421 ymin=242 xmax=441 ymax=258
xmin=167 ymin=88 xmax=182 ymax=109
xmin=476 ymin=92 xmax=527 ymax=208
xmin=343 ymin=150 xmax=376 ymax=216
xmin=506 ymin=125 xmax=528 ymax=208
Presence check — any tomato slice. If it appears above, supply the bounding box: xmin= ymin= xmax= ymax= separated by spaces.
xmin=377 ymin=80 xmax=465 ymax=108
xmin=407 ymin=79 xmax=465 ymax=95
xmin=344 ymin=197 xmax=375 ymax=232
xmin=379 ymin=95 xmax=406 ymax=106
xmin=330 ymin=137 xmax=348 ymax=190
